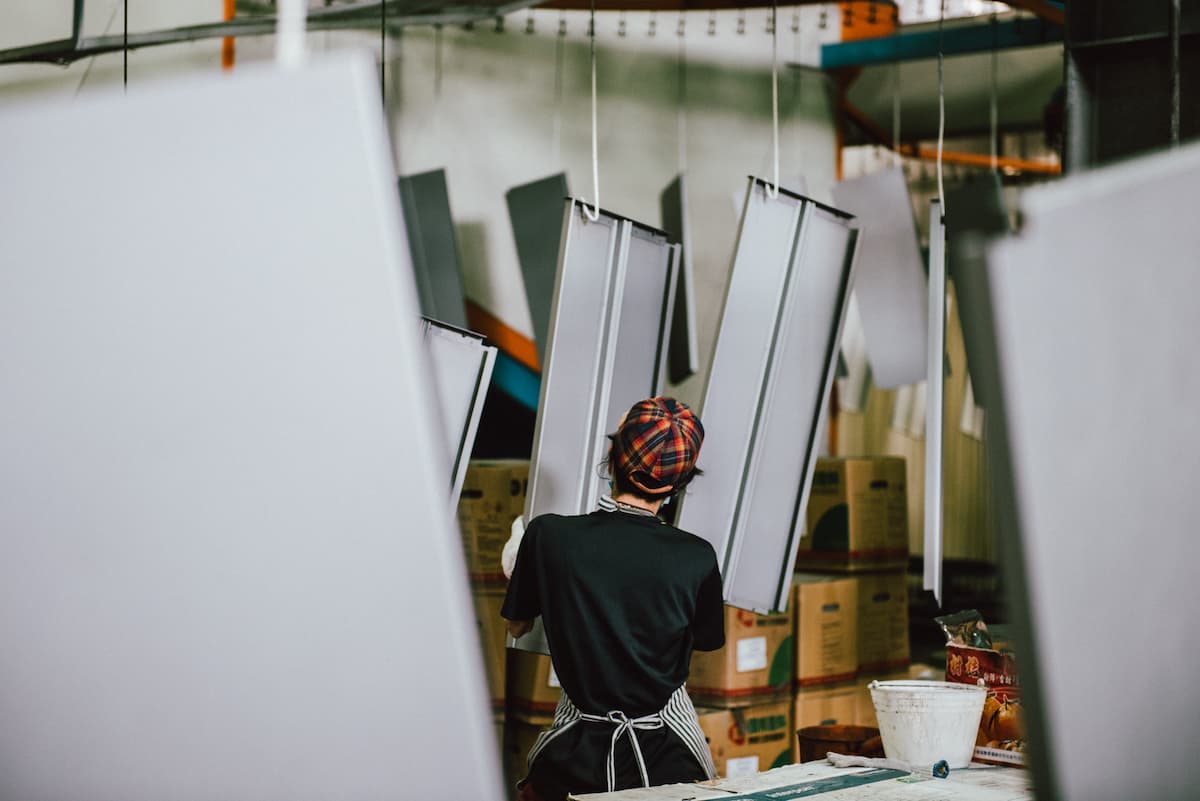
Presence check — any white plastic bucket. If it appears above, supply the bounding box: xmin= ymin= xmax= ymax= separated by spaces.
xmin=868 ymin=680 xmax=986 ymax=769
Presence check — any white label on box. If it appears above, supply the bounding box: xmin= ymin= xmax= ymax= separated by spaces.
xmin=548 ymin=665 xmax=561 ymax=688
xmin=725 ymin=756 xmax=760 ymax=778
xmin=735 ymin=636 xmax=768 ymax=673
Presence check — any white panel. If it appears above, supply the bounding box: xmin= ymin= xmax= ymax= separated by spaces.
xmin=831 ymin=166 xmax=929 ymax=388
xmin=516 ymin=200 xmax=677 ymax=653
xmin=988 ymin=142 xmax=1200 ymax=801
xmin=0 ymin=54 xmax=501 ymax=801
xmin=678 ymin=179 xmax=858 ymax=613
xmin=422 ymin=319 xmax=497 ymax=509
xmin=923 ymin=201 xmax=946 ymax=604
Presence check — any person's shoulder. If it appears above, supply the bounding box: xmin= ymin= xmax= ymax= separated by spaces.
xmin=526 ymin=512 xmax=593 ymax=535
xmin=662 ymin=524 xmax=720 ymax=562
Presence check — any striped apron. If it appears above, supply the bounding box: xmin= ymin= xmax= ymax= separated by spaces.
xmin=524 ymin=683 xmax=716 ymax=793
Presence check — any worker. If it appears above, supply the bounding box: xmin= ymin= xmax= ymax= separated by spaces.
xmin=502 ymin=397 xmax=725 ymax=801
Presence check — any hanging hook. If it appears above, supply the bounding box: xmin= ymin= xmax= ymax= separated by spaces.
xmin=618 ymin=10 xmax=626 ymax=37
xmin=707 ymin=10 xmax=716 ymax=36
xmin=525 ymin=9 xmax=534 ymax=34
xmin=766 ymin=0 xmax=779 ymax=199
xmin=736 ymin=10 xmax=746 ymax=35
xmin=648 ymin=11 xmax=657 ymax=37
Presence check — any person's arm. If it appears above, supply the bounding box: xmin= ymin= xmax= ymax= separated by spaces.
xmin=691 ymin=558 xmax=726 ymax=652
xmin=501 ymin=517 xmax=542 ymax=636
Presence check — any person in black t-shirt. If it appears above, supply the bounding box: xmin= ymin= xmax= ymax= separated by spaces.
xmin=502 ymin=397 xmax=725 ymax=801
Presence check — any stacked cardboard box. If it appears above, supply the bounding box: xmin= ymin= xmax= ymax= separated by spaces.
xmin=790 ymin=457 xmax=913 ymax=754
xmin=457 ymin=459 xmax=529 ymax=798
xmin=696 ymin=699 xmax=794 ymax=778
xmin=459 ymin=460 xmax=529 ymax=716
xmin=796 ymin=457 xmax=908 ymax=572
xmin=688 ymin=605 xmax=794 ymax=705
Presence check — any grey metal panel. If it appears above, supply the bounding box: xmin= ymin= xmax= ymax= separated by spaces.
xmin=422 ymin=318 xmax=497 ymax=510
xmin=660 ymin=173 xmax=700 ymax=383
xmin=831 ymin=166 xmax=928 ymax=389
xmin=987 ymin=142 xmax=1200 ymax=801
xmin=398 ymin=168 xmax=469 ymax=329
xmin=923 ymin=201 xmax=946 ymax=605
xmin=514 ymin=200 xmax=677 ymax=654
xmin=677 ymin=178 xmax=859 ymax=614
xmin=945 ymin=173 xmax=1009 ymax=410
xmin=506 ymin=173 xmax=570 ymax=363
xmin=0 ymin=54 xmax=502 ymax=801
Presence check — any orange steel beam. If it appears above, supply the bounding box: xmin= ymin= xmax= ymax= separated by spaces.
xmin=840 ymin=97 xmax=1061 ymax=175
xmin=999 ymin=0 xmax=1065 ymax=27
xmin=221 ymin=0 xmax=235 ymax=70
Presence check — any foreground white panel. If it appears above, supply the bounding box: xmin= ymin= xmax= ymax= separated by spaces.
xmin=988 ymin=142 xmax=1200 ymax=801
xmin=0 ymin=54 xmax=502 ymax=801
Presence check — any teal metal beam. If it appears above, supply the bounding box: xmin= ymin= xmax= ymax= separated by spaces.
xmin=819 ymin=16 xmax=1062 ymax=70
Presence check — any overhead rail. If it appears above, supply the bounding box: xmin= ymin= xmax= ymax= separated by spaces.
xmin=819 ymin=15 xmax=1061 ymax=70
xmin=0 ymin=0 xmax=536 ymax=65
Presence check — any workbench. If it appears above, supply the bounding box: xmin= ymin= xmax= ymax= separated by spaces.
xmin=571 ymin=761 xmax=1032 ymax=801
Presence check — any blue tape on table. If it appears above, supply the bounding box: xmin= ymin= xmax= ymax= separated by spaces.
xmin=723 ymin=768 xmax=908 ymax=800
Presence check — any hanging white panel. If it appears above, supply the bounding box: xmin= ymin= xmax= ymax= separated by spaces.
xmin=513 ymin=199 xmax=678 ymax=653
xmin=923 ymin=200 xmax=946 ymax=605
xmin=422 ymin=318 xmax=497 ymax=509
xmin=831 ymin=166 xmax=929 ymax=389
xmin=0 ymin=54 xmax=502 ymax=801
xmin=677 ymin=178 xmax=859 ymax=614
xmin=987 ymin=142 xmax=1200 ymax=801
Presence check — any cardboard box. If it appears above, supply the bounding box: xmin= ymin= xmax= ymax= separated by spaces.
xmin=505 ymin=648 xmax=561 ymax=723
xmin=458 ymin=460 xmax=528 ymax=582
xmin=853 ymin=669 xmax=909 ymax=728
xmin=855 ymin=572 xmax=910 ymax=673
xmin=797 ymin=457 xmax=908 ymax=571
xmin=688 ymin=606 xmax=794 ymax=705
xmin=696 ymin=699 xmax=794 ymax=779
xmin=792 ymin=575 xmax=858 ymax=687
xmin=472 ymin=585 xmax=508 ymax=713
xmin=793 ymin=684 xmax=859 ymax=730
xmin=946 ymin=644 xmax=1023 ymax=766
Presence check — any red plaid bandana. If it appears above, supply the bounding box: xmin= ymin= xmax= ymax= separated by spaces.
xmin=611 ymin=397 xmax=704 ymax=495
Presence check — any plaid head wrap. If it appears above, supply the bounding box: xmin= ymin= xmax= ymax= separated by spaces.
xmin=610 ymin=397 xmax=704 ymax=496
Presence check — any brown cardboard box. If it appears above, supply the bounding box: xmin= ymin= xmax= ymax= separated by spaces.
xmin=792 ymin=575 xmax=858 ymax=687
xmin=688 ymin=605 xmax=794 ymax=706
xmin=506 ymin=648 xmax=561 ymax=723
xmin=856 ymin=572 xmax=910 ymax=673
xmin=853 ymin=669 xmax=909 ymax=728
xmin=458 ymin=460 xmax=528 ymax=582
xmin=797 ymin=457 xmax=908 ymax=571
xmin=696 ymin=699 xmax=794 ymax=779
xmin=472 ymin=585 xmax=508 ymax=713
xmin=946 ymin=644 xmax=1023 ymax=766
xmin=793 ymin=684 xmax=859 ymax=730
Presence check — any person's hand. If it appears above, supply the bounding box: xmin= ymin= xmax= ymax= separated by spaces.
xmin=501 ymin=514 xmax=525 ymax=579
xmin=507 ymin=618 xmax=534 ymax=639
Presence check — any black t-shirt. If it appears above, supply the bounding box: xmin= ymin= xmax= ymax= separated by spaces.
xmin=501 ymin=508 xmax=725 ymax=799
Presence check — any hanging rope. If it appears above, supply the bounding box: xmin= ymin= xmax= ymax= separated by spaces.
xmin=677 ymin=12 xmax=688 ymax=173
xmin=935 ymin=0 xmax=946 ymax=215
xmin=123 ymin=0 xmax=128 ymax=89
xmin=767 ymin=0 xmax=780 ymax=198
xmin=553 ymin=13 xmax=565 ymax=166
xmin=989 ymin=11 xmax=998 ymax=171
xmin=380 ymin=0 xmax=386 ymax=103
xmin=584 ymin=0 xmax=601 ymax=221
xmin=1170 ymin=0 xmax=1181 ymax=147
